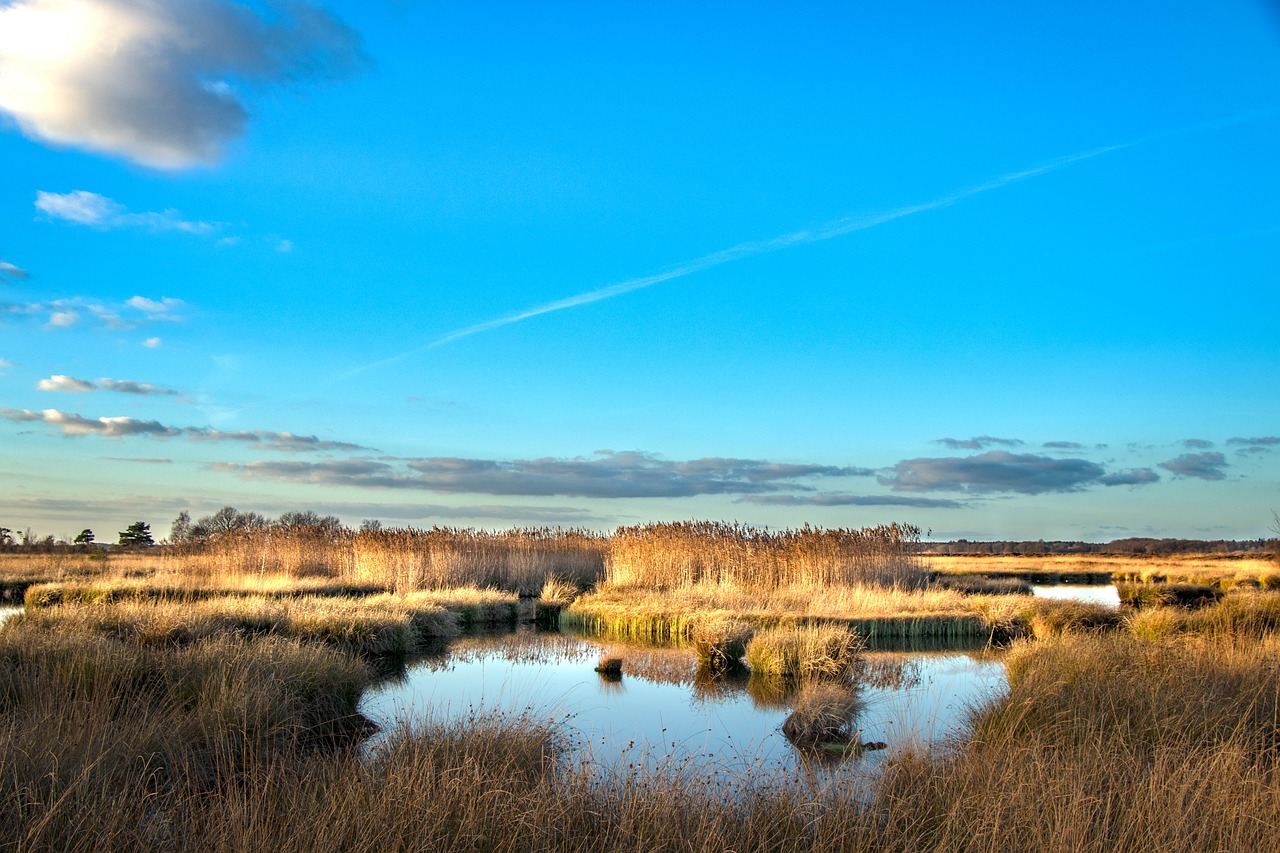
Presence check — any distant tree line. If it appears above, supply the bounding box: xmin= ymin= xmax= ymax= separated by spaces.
xmin=918 ymin=537 xmax=1272 ymax=556
xmin=0 ymin=507 xmax=350 ymax=553
xmin=168 ymin=507 xmax=344 ymax=548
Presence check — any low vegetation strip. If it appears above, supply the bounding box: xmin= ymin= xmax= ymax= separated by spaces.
xmin=15 ymin=595 xmax=461 ymax=658
xmin=24 ymin=579 xmax=386 ymax=608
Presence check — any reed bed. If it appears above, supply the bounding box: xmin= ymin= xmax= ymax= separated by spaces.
xmin=605 ymin=521 xmax=926 ymax=590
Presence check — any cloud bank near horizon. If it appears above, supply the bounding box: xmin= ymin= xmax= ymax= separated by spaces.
xmin=209 ymin=450 xmax=876 ymax=500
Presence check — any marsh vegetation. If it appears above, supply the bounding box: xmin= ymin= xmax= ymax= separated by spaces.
xmin=1 ymin=519 xmax=1278 ymax=850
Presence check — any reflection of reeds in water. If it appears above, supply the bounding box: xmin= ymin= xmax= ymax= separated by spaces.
xmin=859 ymin=655 xmax=924 ymax=691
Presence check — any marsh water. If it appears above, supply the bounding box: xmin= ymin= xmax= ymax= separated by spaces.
xmin=1032 ymin=583 xmax=1121 ymax=607
xmin=359 ymin=629 xmax=1007 ymax=778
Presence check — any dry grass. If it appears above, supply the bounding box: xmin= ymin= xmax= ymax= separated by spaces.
xmin=561 ymin=583 xmax=1093 ymax=646
xmin=5 ymin=580 xmax=1280 ymax=850
xmin=745 ymin=624 xmax=864 ymax=680
xmin=928 ymin=552 xmax=1280 ymax=588
xmin=780 ymin=682 xmax=864 ymax=750
xmin=15 ymin=595 xmax=461 ymax=657
xmin=1126 ymin=590 xmax=1280 ymax=640
xmin=690 ymin=617 xmax=754 ymax=672
xmin=605 ymin=521 xmax=926 ymax=590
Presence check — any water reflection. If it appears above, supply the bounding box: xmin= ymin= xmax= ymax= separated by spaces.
xmin=360 ymin=628 xmax=1006 ymax=777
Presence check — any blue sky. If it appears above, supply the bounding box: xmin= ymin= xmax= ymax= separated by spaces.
xmin=1 ymin=0 xmax=1278 ymax=542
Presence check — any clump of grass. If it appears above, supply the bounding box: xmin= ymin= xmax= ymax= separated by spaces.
xmin=691 ymin=618 xmax=754 ymax=672
xmin=781 ymin=682 xmax=864 ymax=750
xmin=935 ymin=575 xmax=1033 ymax=595
xmin=1118 ymin=582 xmax=1222 ymax=609
xmin=1023 ymin=599 xmax=1123 ymax=638
xmin=539 ymin=575 xmax=580 ymax=605
xmin=745 ymin=624 xmax=863 ymax=680
xmin=594 ymin=656 xmax=623 ymax=676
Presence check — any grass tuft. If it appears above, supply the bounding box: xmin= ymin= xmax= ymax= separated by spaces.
xmin=745 ymin=624 xmax=863 ymax=681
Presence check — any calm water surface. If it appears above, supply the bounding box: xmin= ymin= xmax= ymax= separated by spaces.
xmin=1031 ymin=584 xmax=1121 ymax=607
xmin=360 ymin=629 xmax=1007 ymax=777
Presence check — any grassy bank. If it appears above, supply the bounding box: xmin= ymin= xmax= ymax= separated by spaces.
xmin=928 ymin=552 xmax=1280 ymax=588
xmin=563 ymin=583 xmax=1122 ymax=646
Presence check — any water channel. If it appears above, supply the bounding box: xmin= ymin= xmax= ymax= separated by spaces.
xmin=360 ymin=629 xmax=1007 ymax=778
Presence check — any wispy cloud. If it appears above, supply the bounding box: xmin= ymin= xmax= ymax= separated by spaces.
xmin=1181 ymin=438 xmax=1214 ymax=449
xmin=0 ymin=0 xmax=363 ymax=169
xmin=1043 ymin=441 xmax=1086 ymax=450
xmin=209 ymin=450 xmax=875 ymax=499
xmin=1159 ymin=452 xmax=1229 ymax=481
xmin=344 ymin=108 xmax=1279 ymax=376
xmin=0 ymin=260 xmax=28 ymax=281
xmin=37 ymin=374 xmax=183 ymax=397
xmin=1226 ymin=436 xmax=1279 ymax=455
xmin=1097 ymin=468 xmax=1161 ymax=486
xmin=1 ymin=407 xmax=369 ymax=452
xmin=344 ymin=146 xmax=1125 ymax=376
xmin=739 ymin=493 xmax=967 ymax=509
xmin=36 ymin=190 xmax=221 ymax=234
xmin=1 ymin=295 xmax=187 ymax=331
xmin=935 ymin=436 xmax=1024 ymax=450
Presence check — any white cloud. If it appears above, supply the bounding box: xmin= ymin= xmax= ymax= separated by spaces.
xmin=0 ymin=260 xmax=29 ymax=281
xmin=1 ymin=295 xmax=189 ymax=332
xmin=275 ymin=239 xmax=294 ymax=254
xmin=37 ymin=374 xmax=95 ymax=392
xmin=36 ymin=190 xmax=219 ymax=234
xmin=126 ymin=295 xmax=184 ymax=315
xmin=36 ymin=374 xmax=183 ymax=396
xmin=0 ymin=0 xmax=363 ymax=169
xmin=0 ymin=358 xmax=13 ymax=373
xmin=142 ymin=337 xmax=162 ymax=348
xmin=2 ymin=407 xmax=370 ymax=452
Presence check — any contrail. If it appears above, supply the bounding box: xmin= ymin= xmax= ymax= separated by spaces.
xmin=341 ymin=106 xmax=1277 ymax=378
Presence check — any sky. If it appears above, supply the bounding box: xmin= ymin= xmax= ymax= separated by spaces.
xmin=1 ymin=0 xmax=1278 ymax=543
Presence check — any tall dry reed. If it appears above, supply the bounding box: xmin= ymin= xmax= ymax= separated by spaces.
xmin=604 ymin=521 xmax=926 ymax=590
